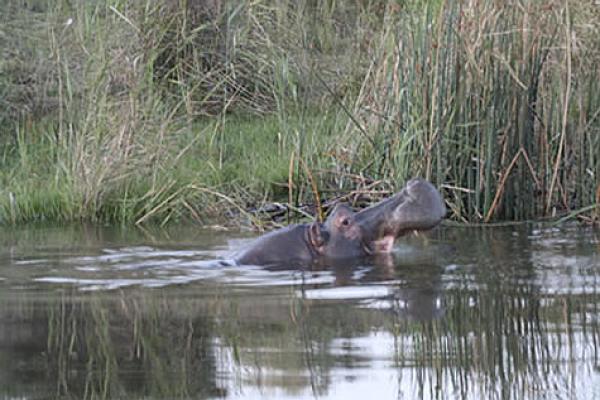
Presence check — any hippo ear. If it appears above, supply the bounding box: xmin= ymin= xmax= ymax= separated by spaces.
xmin=308 ymin=222 xmax=329 ymax=249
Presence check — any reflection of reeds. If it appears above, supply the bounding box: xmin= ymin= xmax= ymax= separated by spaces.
xmin=1 ymin=266 xmax=598 ymax=399
xmin=43 ymin=290 xmax=221 ymax=399
xmin=390 ymin=285 xmax=600 ymax=398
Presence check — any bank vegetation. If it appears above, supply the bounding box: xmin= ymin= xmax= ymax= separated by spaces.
xmin=1 ymin=0 xmax=598 ymax=226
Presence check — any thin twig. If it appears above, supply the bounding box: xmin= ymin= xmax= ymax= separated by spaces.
xmin=485 ymin=148 xmax=524 ymax=222
xmin=554 ymin=204 xmax=598 ymax=225
xmin=314 ymin=72 xmax=376 ymax=148
xmin=520 ymin=149 xmax=541 ymax=189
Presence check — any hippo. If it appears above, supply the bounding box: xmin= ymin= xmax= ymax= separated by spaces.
xmin=235 ymin=178 xmax=445 ymax=266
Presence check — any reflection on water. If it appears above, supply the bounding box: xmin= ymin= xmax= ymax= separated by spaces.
xmin=0 ymin=224 xmax=598 ymax=399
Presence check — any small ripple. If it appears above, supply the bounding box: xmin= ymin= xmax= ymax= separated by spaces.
xmin=301 ymin=285 xmax=392 ymax=301
xmin=75 ymin=266 xmax=101 ymax=272
xmin=33 ymin=277 xmax=160 ymax=291
xmin=66 ymin=247 xmax=210 ymax=264
xmin=14 ymin=259 xmax=51 ymax=265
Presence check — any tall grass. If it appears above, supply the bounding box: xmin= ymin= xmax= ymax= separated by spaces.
xmin=0 ymin=0 xmax=337 ymax=226
xmin=338 ymin=1 xmax=600 ymax=222
xmin=0 ymin=0 xmax=598 ymax=225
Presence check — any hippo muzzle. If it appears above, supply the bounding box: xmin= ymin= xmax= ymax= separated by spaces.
xmin=355 ymin=178 xmax=446 ymax=253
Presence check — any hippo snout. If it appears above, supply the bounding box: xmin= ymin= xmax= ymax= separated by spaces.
xmin=405 ymin=178 xmax=446 ymax=227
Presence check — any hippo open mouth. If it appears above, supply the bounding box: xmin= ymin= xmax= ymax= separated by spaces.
xmin=355 ymin=178 xmax=447 ymax=254
xmin=235 ymin=178 xmax=446 ymax=266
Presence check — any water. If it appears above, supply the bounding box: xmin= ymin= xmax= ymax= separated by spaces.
xmin=0 ymin=224 xmax=598 ymax=399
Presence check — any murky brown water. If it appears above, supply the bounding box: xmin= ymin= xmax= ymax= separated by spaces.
xmin=0 ymin=224 xmax=598 ymax=399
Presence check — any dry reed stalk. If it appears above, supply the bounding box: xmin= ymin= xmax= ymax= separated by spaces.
xmin=485 ymin=148 xmax=525 ymax=223
xmin=596 ymin=184 xmax=600 ymax=219
xmin=546 ymin=1 xmax=572 ymax=214
xmin=299 ymin=158 xmax=322 ymax=222
xmin=288 ymin=151 xmax=295 ymax=223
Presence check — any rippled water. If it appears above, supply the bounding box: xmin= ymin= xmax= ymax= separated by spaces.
xmin=0 ymin=224 xmax=598 ymax=399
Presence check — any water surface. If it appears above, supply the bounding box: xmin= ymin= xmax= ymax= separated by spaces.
xmin=0 ymin=224 xmax=598 ymax=399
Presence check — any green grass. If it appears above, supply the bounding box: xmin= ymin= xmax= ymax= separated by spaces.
xmin=0 ymin=111 xmax=340 ymax=225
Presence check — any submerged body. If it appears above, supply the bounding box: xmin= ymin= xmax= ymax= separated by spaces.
xmin=235 ymin=178 xmax=446 ymax=266
xmin=232 ymin=224 xmax=318 ymax=266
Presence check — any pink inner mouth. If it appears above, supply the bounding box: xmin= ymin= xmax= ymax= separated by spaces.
xmin=372 ymin=235 xmax=395 ymax=253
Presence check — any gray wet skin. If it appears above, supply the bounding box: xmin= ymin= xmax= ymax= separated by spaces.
xmin=235 ymin=178 xmax=446 ymax=266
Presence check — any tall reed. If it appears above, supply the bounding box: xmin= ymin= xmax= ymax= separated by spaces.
xmin=338 ymin=0 xmax=600 ymax=222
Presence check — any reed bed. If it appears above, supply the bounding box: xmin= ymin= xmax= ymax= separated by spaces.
xmin=0 ymin=0 xmax=598 ymax=225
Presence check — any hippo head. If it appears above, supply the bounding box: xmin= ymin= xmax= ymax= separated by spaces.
xmin=308 ymin=203 xmax=369 ymax=259
xmin=234 ymin=178 xmax=445 ymax=266
xmin=309 ymin=178 xmax=446 ymax=258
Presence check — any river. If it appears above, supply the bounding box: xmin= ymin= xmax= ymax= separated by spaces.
xmin=0 ymin=224 xmax=598 ymax=399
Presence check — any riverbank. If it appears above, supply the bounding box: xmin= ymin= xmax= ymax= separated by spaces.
xmin=1 ymin=1 xmax=598 ymax=226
